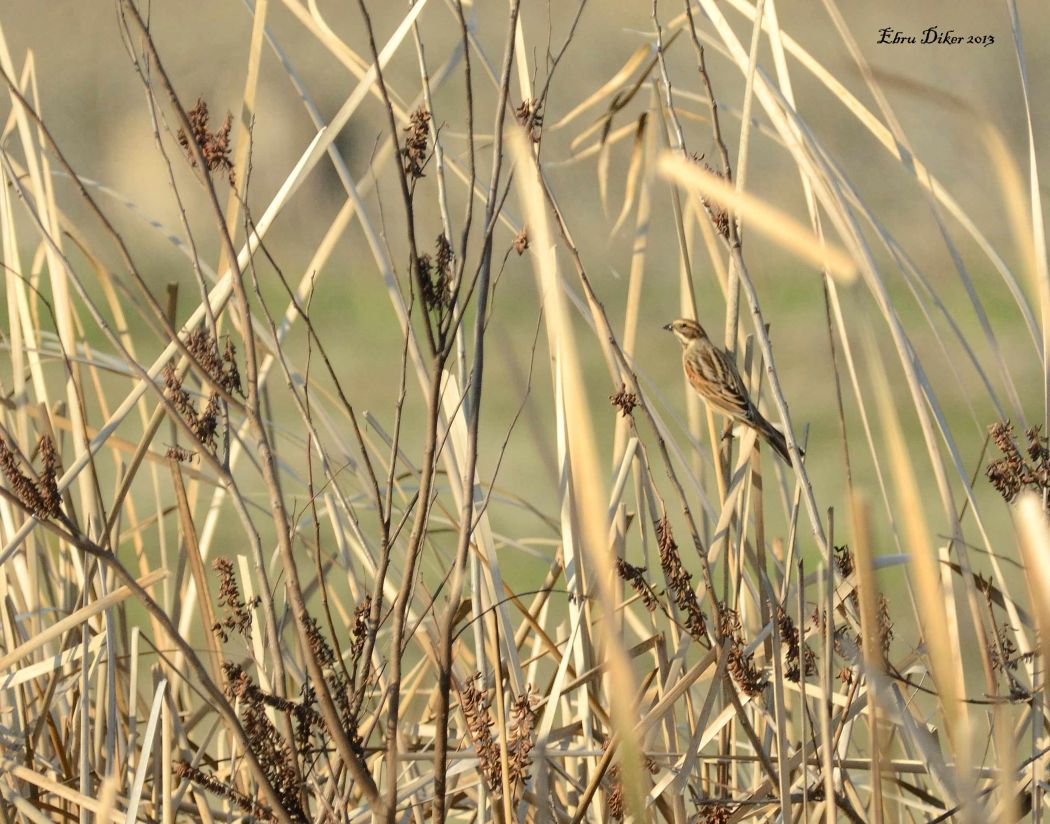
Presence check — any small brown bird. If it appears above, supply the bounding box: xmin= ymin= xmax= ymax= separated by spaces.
xmin=664 ymin=318 xmax=798 ymax=465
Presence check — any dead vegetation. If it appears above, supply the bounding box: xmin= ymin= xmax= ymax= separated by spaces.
xmin=0 ymin=1 xmax=1047 ymax=823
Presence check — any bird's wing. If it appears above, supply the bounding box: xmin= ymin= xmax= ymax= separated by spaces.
xmin=684 ymin=345 xmax=755 ymax=420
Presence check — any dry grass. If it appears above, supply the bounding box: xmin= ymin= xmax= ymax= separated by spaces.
xmin=0 ymin=1 xmax=1047 ymax=822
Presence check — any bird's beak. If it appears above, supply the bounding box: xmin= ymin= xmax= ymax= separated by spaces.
xmin=662 ymin=322 xmax=673 ymax=332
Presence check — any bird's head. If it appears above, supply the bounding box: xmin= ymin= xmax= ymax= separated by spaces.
xmin=662 ymin=318 xmax=707 ymax=346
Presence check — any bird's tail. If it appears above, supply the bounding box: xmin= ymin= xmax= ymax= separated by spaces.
xmin=757 ymin=416 xmax=799 ymax=466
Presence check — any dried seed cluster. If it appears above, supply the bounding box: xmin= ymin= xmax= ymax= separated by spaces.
xmin=604 ymin=740 xmax=659 ymax=821
xmin=656 ymin=517 xmax=708 ymax=642
xmin=211 ymin=557 xmax=260 ymax=642
xmin=461 ymin=673 xmax=501 ymax=795
xmin=834 ymin=544 xmax=854 ymax=578
xmin=720 ymin=607 xmax=767 ymax=696
xmin=418 ymin=234 xmax=454 ymax=312
xmin=515 ymin=98 xmax=543 ymax=142
xmin=811 ymin=607 xmax=852 ymax=663
xmin=164 ymin=330 xmax=242 ymax=456
xmin=163 ymin=353 xmax=219 ymax=450
xmin=191 ymin=329 xmax=243 ymax=395
xmin=457 ymin=677 xmax=538 ymax=799
xmin=776 ymin=605 xmax=816 ymax=683
xmin=991 ymin=626 xmax=1023 ymax=674
xmin=513 ymin=227 xmax=529 ymax=255
xmin=691 ymin=155 xmax=730 ymax=240
xmin=0 ymin=434 xmax=61 ymax=520
xmin=507 ymin=685 xmax=538 ymax=790
xmin=987 ymin=420 xmax=1050 ymax=508
xmin=302 ymin=615 xmax=362 ymax=753
xmin=350 ymin=595 xmax=371 ymax=661
xmin=989 ymin=622 xmax=1033 ymax=700
xmin=810 ymin=588 xmax=894 ymax=676
xmin=178 ymin=98 xmax=234 ymax=185
xmin=696 ymin=803 xmax=736 ymax=823
xmin=223 ymin=663 xmax=307 ymax=822
xmin=610 ymin=383 xmax=638 ymax=417
xmin=402 ymin=106 xmax=431 ymax=180
xmin=615 ymin=558 xmax=660 ymax=612
xmin=174 ymin=761 xmax=272 ymax=821
xmin=180 ymin=561 xmax=375 ymax=821
xmin=435 ymin=233 xmax=453 ymax=282
xmin=165 ymin=444 xmax=196 ymax=463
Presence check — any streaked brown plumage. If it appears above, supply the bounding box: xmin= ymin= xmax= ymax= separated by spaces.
xmin=664 ymin=318 xmax=798 ymax=465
